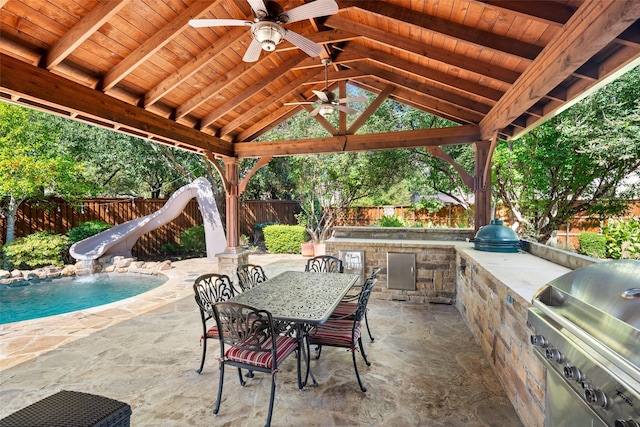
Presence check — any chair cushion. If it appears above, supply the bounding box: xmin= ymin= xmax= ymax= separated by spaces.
xmin=204 ymin=324 xmax=218 ymax=338
xmin=331 ymin=301 xmax=357 ymax=318
xmin=225 ymin=335 xmax=298 ymax=369
xmin=308 ymin=319 xmax=361 ymax=347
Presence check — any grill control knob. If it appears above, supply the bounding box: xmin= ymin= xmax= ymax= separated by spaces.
xmin=530 ymin=335 xmax=548 ymax=347
xmin=584 ymin=388 xmax=610 ymax=409
xmin=615 ymin=420 xmax=639 ymax=427
xmin=563 ymin=366 xmax=584 ymax=382
xmin=545 ymin=348 xmax=564 ymax=363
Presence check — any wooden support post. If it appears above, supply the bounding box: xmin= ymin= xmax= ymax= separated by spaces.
xmin=222 ymin=157 xmax=241 ymax=252
xmin=473 ymin=140 xmax=492 ymax=232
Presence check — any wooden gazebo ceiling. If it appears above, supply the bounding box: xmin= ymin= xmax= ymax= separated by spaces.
xmin=1 ymin=0 xmax=639 ymax=160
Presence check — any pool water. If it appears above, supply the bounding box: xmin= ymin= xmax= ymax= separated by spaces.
xmin=0 ymin=274 xmax=167 ymax=324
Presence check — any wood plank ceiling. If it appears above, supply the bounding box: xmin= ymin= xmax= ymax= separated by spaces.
xmin=1 ymin=0 xmax=639 ymax=160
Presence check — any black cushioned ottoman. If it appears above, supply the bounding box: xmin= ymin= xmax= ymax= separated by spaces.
xmin=0 ymin=390 xmax=131 ymax=427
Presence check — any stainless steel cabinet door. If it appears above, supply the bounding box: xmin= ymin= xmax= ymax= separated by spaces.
xmin=387 ymin=252 xmax=415 ymax=290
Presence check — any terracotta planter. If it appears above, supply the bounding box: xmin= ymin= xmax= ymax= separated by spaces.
xmin=313 ymin=243 xmax=326 ymax=256
xmin=301 ymin=242 xmax=314 ymax=257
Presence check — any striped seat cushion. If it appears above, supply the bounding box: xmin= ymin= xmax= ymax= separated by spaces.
xmin=204 ymin=324 xmax=219 ymax=339
xmin=225 ymin=335 xmax=298 ymax=369
xmin=308 ymin=319 xmax=361 ymax=347
xmin=330 ymin=301 xmax=357 ymax=318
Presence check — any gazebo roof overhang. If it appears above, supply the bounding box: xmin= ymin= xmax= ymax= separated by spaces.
xmin=1 ymin=0 xmax=639 ymax=241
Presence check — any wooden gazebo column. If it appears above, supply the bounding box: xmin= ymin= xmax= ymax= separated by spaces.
xmin=214 ymin=157 xmax=248 ymax=278
xmin=473 ymin=140 xmax=493 ymax=233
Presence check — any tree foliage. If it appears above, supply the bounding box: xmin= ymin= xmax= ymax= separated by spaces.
xmin=493 ymin=67 xmax=640 ymax=242
xmin=0 ymin=103 xmax=95 ymax=243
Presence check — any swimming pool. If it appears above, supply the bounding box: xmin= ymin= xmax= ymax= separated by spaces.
xmin=0 ymin=274 xmax=167 ymax=324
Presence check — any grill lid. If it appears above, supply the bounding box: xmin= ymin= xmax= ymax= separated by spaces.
xmin=471 ymin=219 xmax=520 ymax=253
xmin=533 ymin=259 xmax=640 ymax=327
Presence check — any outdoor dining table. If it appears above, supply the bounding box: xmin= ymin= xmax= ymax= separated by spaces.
xmin=228 ymin=270 xmax=359 ymax=387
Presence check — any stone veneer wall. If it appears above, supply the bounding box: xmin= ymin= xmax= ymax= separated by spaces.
xmin=455 ymin=250 xmax=545 ymax=427
xmin=325 ymin=240 xmax=458 ymax=304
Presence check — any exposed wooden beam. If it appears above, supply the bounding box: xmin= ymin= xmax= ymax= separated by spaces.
xmin=347 ymin=84 xmax=394 ymax=134
xmin=324 ymin=16 xmax=521 ymax=85
xmin=347 ymin=62 xmax=491 ymax=118
xmin=198 ymin=53 xmax=312 ymax=129
xmin=101 ymin=1 xmax=216 ymax=91
xmin=234 ymin=125 xmax=480 ymax=158
xmin=239 ymin=156 xmax=273 ymax=195
xmin=344 ymin=44 xmax=504 ymax=102
xmin=236 ymin=105 xmax=303 ymax=142
xmin=480 ymin=0 xmax=640 ymax=139
xmin=474 ymin=1 xmax=575 ymax=27
xmin=219 ymin=67 xmax=323 ymax=137
xmin=0 ymin=53 xmax=233 ymax=157
xmin=351 ymin=79 xmax=468 ymax=125
xmin=143 ymin=27 xmax=247 ymax=108
xmin=46 ymin=0 xmax=130 ymax=70
xmin=341 ymin=1 xmax=542 ymax=60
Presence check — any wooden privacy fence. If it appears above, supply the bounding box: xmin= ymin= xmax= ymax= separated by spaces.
xmin=336 ymin=205 xmax=472 ymax=228
xmin=2 ymin=198 xmax=638 ymax=255
xmin=0 ymin=198 xmax=300 ymax=257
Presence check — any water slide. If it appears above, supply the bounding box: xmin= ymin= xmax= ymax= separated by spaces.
xmin=70 ymin=177 xmax=226 ymax=261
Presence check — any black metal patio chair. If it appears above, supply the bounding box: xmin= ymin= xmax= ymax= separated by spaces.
xmin=236 ymin=264 xmax=267 ymax=291
xmin=329 ymin=268 xmax=381 ymax=341
xmin=304 ymin=255 xmax=344 ymax=273
xmin=212 ymin=302 xmax=301 ymax=427
xmin=192 ymin=273 xmax=238 ymax=374
xmin=307 ymin=276 xmax=375 ymax=392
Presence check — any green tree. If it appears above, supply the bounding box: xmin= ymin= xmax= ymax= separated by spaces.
xmin=0 ymin=103 xmax=95 ymax=243
xmin=493 ymin=67 xmax=640 ymax=242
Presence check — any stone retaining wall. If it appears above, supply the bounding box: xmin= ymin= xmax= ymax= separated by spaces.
xmin=0 ymin=256 xmax=171 ymax=286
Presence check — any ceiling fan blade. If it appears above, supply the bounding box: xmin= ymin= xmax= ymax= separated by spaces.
xmin=189 ymin=19 xmax=251 ymax=27
xmin=335 ymin=105 xmax=357 ymax=115
xmin=246 ymin=0 xmax=268 ymax=16
xmin=283 ymin=102 xmax=315 ymax=105
xmin=312 ymin=90 xmax=329 ymax=102
xmin=283 ymin=30 xmax=323 ymax=58
xmin=338 ymin=96 xmax=367 ymax=104
xmin=243 ymin=38 xmax=263 ymax=62
xmin=281 ymin=0 xmax=338 ymax=24
xmin=309 ymin=106 xmax=321 ymax=117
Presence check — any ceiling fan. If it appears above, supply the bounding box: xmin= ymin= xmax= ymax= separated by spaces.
xmin=285 ymin=58 xmax=367 ymax=117
xmin=189 ymin=0 xmax=338 ymax=62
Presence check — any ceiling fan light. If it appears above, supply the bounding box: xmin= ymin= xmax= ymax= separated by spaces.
xmin=319 ymin=104 xmax=334 ymax=117
xmin=252 ymin=22 xmax=285 ymax=52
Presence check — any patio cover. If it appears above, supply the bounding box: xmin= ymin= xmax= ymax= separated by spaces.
xmin=1 ymin=0 xmax=639 ymax=249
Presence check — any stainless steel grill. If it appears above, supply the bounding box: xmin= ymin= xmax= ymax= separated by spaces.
xmin=527 ymin=260 xmax=640 ymax=427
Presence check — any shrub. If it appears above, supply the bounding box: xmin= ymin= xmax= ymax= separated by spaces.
xmin=263 ymin=225 xmax=307 ymax=254
xmin=180 ymin=225 xmax=206 ymax=254
xmin=160 ymin=242 xmax=182 ymax=255
xmin=67 ymin=220 xmax=112 ymax=244
xmin=377 ymin=215 xmax=406 ymax=227
xmin=603 ymin=218 xmax=640 ymax=259
xmin=577 ymin=232 xmax=606 ymax=259
xmin=2 ymin=232 xmax=69 ymax=269
xmin=253 ymin=222 xmax=278 ymax=244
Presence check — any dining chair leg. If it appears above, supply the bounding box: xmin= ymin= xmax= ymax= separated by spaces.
xmin=358 ymin=336 xmax=371 ymax=366
xmin=213 ymin=364 xmax=225 ymax=414
xmin=265 ymin=373 xmax=277 ymax=427
xmin=197 ymin=340 xmax=207 ymax=374
xmin=364 ymin=311 xmax=374 ymax=341
xmin=245 ymin=370 xmax=254 ymax=378
xmin=314 ymin=345 xmax=323 ymax=360
xmin=351 ymin=349 xmax=367 ymax=393
xmin=237 ymin=368 xmax=246 ymax=386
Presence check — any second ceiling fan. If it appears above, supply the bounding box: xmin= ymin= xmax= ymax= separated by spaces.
xmin=286 ymin=59 xmax=367 ymax=117
xmin=189 ymin=0 xmax=338 ymax=62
